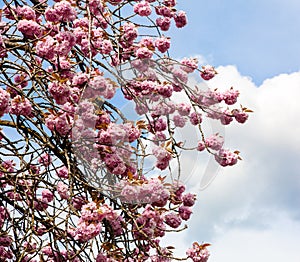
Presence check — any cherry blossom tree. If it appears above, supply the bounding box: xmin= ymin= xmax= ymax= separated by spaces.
xmin=0 ymin=0 xmax=251 ymax=261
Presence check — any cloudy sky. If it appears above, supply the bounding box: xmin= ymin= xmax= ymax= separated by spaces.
xmin=162 ymin=1 xmax=300 ymax=261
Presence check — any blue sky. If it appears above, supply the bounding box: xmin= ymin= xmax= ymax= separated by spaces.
xmin=170 ymin=0 xmax=300 ymax=85
xmin=162 ymin=1 xmax=300 ymax=261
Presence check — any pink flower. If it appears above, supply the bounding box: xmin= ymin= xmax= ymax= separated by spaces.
xmin=156 ymin=83 xmax=173 ymax=97
xmin=181 ymin=58 xmax=198 ymax=73
xmin=190 ymin=112 xmax=202 ymax=125
xmin=174 ymin=11 xmax=187 ymax=28
xmin=17 ymin=19 xmax=41 ymax=39
xmin=155 ymin=36 xmax=171 ymax=53
xmin=197 ymin=141 xmax=206 ymax=152
xmin=155 ymin=6 xmax=173 ymax=17
xmin=178 ymin=206 xmax=192 ymax=220
xmin=186 ymin=243 xmax=210 ymax=262
xmin=45 ymin=1 xmax=77 ymax=22
xmin=177 ymin=103 xmax=191 ymax=116
xmin=72 ymin=196 xmax=86 ymax=210
xmin=163 ymin=0 xmax=176 ymax=7
xmin=173 ymin=114 xmax=186 ymax=128
xmin=182 ymin=193 xmax=196 ymax=207
xmin=16 ymin=5 xmax=36 ymax=20
xmin=10 ymin=95 xmax=32 ymax=116
xmin=156 ymin=17 xmax=171 ymax=31
xmin=232 ymin=109 xmax=249 ymax=123
xmin=152 ymin=146 xmax=172 ymax=170
xmin=38 ymin=153 xmax=52 ymax=167
xmin=42 ymin=189 xmax=54 ymax=203
xmin=135 ymin=46 xmax=153 ymax=59
xmin=57 ymin=181 xmax=70 ymax=199
xmin=215 ymin=149 xmax=238 ymax=167
xmin=223 ymin=87 xmax=239 ymax=105
xmin=121 ymin=22 xmax=138 ymax=47
xmin=0 ymin=88 xmax=10 ymax=117
xmin=164 ymin=212 xmax=182 ymax=228
xmin=98 ymin=39 xmax=113 ymax=54
xmin=36 ymin=35 xmax=56 ymax=60
xmin=48 ymin=81 xmax=71 ymax=105
xmin=134 ymin=1 xmax=152 ymax=17
xmin=205 ymin=134 xmax=224 ymax=151
xmin=200 ymin=65 xmax=217 ymax=80
xmin=56 ymin=166 xmax=69 ymax=179
xmin=220 ymin=109 xmax=234 ymax=125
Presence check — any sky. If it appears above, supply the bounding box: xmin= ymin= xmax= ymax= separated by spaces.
xmin=162 ymin=1 xmax=300 ymax=261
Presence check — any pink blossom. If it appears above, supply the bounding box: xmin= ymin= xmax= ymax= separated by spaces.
xmin=155 ymin=36 xmax=170 ymax=53
xmin=98 ymin=39 xmax=113 ymax=54
xmin=121 ymin=22 xmax=138 ymax=47
xmin=220 ymin=109 xmax=234 ymax=125
xmin=172 ymin=68 xmax=188 ymax=84
xmin=173 ymin=114 xmax=186 ymax=127
xmin=88 ymin=75 xmax=116 ymax=99
xmin=72 ymin=196 xmax=86 ymax=210
xmin=48 ymin=81 xmax=71 ymax=105
xmin=176 ymin=103 xmax=191 ymax=116
xmin=55 ymin=31 xmax=76 ymax=56
xmin=6 ymin=191 xmax=22 ymax=201
xmin=190 ymin=112 xmax=202 ymax=125
xmin=197 ymin=141 xmax=206 ymax=152
xmin=0 ymin=236 xmax=12 ymax=247
xmin=151 ymin=117 xmax=167 ymax=132
xmin=0 ymin=88 xmax=10 ymax=117
xmin=152 ymin=145 xmax=172 ymax=170
xmin=45 ymin=112 xmax=73 ymax=136
xmin=174 ymin=11 xmax=187 ymax=28
xmin=72 ymin=72 xmax=89 ymax=86
xmin=134 ymin=1 xmax=152 ymax=17
xmin=42 ymin=189 xmax=54 ymax=203
xmin=36 ymin=36 xmax=56 ymax=60
xmin=223 ymin=88 xmax=239 ymax=105
xmin=155 ymin=6 xmax=173 ymax=17
xmin=16 ymin=5 xmax=36 ymax=20
xmin=10 ymin=95 xmax=32 ymax=116
xmin=215 ymin=149 xmax=238 ymax=167
xmin=56 ymin=166 xmax=69 ymax=179
xmin=134 ymin=205 xmax=165 ymax=239
xmin=57 ymin=181 xmax=70 ymax=199
xmin=181 ymin=58 xmax=198 ymax=73
xmin=164 ymin=0 xmax=176 ymax=7
xmin=36 ymin=225 xmax=46 ymax=236
xmin=135 ymin=46 xmax=153 ymax=59
xmin=205 ymin=134 xmax=224 ymax=151
xmin=178 ymin=205 xmax=192 ymax=220
xmin=233 ymin=109 xmax=249 ymax=123
xmin=157 ymin=83 xmax=173 ymax=97
xmin=38 ymin=153 xmax=52 ymax=167
xmin=186 ymin=243 xmax=210 ymax=262
xmin=182 ymin=193 xmax=196 ymax=207
xmin=200 ymin=65 xmax=217 ymax=80
xmin=164 ymin=212 xmax=182 ymax=228
xmin=156 ymin=17 xmax=171 ymax=31
xmin=14 ymin=74 xmax=28 ymax=88
xmin=17 ymin=19 xmax=42 ymax=39
xmin=45 ymin=1 xmax=77 ymax=22
xmin=88 ymin=0 xmax=105 ymax=16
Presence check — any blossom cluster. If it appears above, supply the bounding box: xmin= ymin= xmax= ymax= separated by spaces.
xmin=0 ymin=0 xmax=252 ymax=261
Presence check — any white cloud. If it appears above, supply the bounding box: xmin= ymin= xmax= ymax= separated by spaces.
xmin=163 ymin=65 xmax=300 ymax=261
